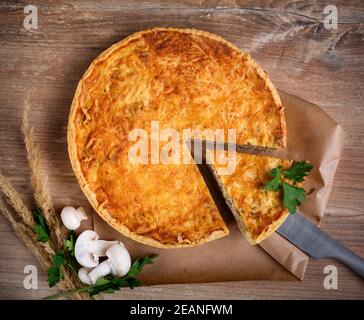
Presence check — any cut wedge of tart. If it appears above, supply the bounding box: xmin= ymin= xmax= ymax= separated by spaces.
xmin=208 ymin=151 xmax=306 ymax=244
xmin=68 ymin=28 xmax=287 ymax=248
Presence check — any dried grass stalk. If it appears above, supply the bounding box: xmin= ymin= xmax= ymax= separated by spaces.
xmin=0 ymin=174 xmax=55 ymax=257
xmin=21 ymin=100 xmax=89 ymax=299
xmin=0 ymin=174 xmax=35 ymax=229
xmin=0 ymin=199 xmax=87 ymax=300
xmin=0 ymin=99 xmax=90 ymax=300
xmin=0 ymin=200 xmax=52 ymax=267
xmin=22 ymin=102 xmax=66 ymax=250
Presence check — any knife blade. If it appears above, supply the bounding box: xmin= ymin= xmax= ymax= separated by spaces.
xmin=277 ymin=213 xmax=364 ymax=279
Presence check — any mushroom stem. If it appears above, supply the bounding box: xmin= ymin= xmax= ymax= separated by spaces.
xmin=75 ymin=230 xmax=121 ymax=268
xmin=90 ymin=240 xmax=119 ymax=257
xmin=89 ymin=260 xmax=112 ymax=284
xmin=75 ymin=207 xmax=88 ymax=220
xmin=87 ymin=244 xmax=131 ymax=284
xmin=78 ymin=267 xmax=93 ymax=285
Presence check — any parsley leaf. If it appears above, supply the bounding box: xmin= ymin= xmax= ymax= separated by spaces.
xmin=88 ymin=276 xmax=143 ymax=296
xmin=263 ymin=167 xmax=281 ymax=192
xmin=47 ymin=253 xmax=66 ymax=287
xmin=64 ymin=232 xmax=76 ymax=257
xmin=33 ymin=225 xmax=49 ymax=242
xmin=48 ymin=232 xmax=79 ymax=288
xmin=33 ymin=207 xmax=50 ymax=242
xmin=282 ymin=182 xmax=306 ymax=214
xmin=283 ymin=161 xmax=313 ymax=182
xmin=127 ymin=254 xmax=158 ymax=277
xmin=62 ymin=231 xmax=79 ymax=275
xmin=264 ymin=161 xmax=312 ymax=214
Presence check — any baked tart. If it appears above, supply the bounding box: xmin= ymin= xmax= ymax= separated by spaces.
xmin=68 ymin=28 xmax=286 ymax=248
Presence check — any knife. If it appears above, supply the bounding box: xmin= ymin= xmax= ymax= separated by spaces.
xmin=277 ymin=213 xmax=364 ymax=279
xmin=196 ymin=141 xmax=364 ymax=278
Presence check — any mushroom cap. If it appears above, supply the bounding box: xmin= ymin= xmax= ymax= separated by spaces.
xmin=61 ymin=206 xmax=79 ymax=230
xmin=106 ymin=244 xmax=131 ymax=277
xmin=75 ymin=230 xmax=100 ymax=268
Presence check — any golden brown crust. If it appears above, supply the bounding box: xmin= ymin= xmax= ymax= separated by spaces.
xmin=68 ymin=27 xmax=286 ymax=248
xmin=209 ymin=152 xmax=294 ymax=244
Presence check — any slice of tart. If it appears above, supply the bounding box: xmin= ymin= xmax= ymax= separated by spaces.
xmin=208 ymin=151 xmax=306 ymax=244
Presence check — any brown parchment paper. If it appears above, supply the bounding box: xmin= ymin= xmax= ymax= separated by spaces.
xmin=93 ymin=91 xmax=344 ymax=283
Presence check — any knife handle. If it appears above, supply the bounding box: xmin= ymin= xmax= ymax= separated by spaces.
xmin=278 ymin=213 xmax=364 ymax=279
xmin=318 ymin=236 xmax=364 ymax=279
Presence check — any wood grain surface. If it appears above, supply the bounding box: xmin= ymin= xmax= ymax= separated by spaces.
xmin=0 ymin=0 xmax=363 ymax=299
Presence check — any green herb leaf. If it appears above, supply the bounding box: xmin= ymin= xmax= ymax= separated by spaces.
xmin=283 ymin=161 xmax=313 ymax=182
xmin=282 ymin=182 xmax=306 ymax=214
xmin=62 ymin=231 xmax=79 ymax=275
xmin=88 ymin=276 xmax=142 ymax=296
xmin=33 ymin=224 xmax=50 ymax=242
xmin=47 ymin=253 xmax=66 ymax=287
xmin=127 ymin=254 xmax=158 ymax=277
xmin=263 ymin=161 xmax=312 ymax=213
xmin=33 ymin=207 xmax=50 ymax=242
xmin=64 ymin=232 xmax=76 ymax=256
xmin=124 ymin=277 xmax=143 ymax=289
xmin=263 ymin=167 xmax=281 ymax=192
xmin=94 ymin=277 xmax=110 ymax=286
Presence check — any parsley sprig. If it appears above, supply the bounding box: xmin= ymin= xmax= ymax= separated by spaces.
xmin=32 ymin=207 xmax=77 ymax=286
xmin=47 ymin=252 xmax=66 ymax=287
xmin=44 ymin=255 xmax=157 ymax=300
xmin=264 ymin=161 xmax=313 ymax=213
xmin=33 ymin=207 xmax=50 ymax=242
xmin=64 ymin=231 xmax=76 ymax=257
xmin=47 ymin=232 xmax=81 ymax=287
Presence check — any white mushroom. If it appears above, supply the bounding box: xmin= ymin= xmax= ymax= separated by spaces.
xmin=78 ymin=267 xmax=93 ymax=285
xmin=75 ymin=230 xmax=119 ymax=268
xmin=61 ymin=206 xmax=88 ymax=230
xmin=88 ymin=243 xmax=131 ymax=284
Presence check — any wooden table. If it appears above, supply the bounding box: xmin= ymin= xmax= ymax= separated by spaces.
xmin=0 ymin=0 xmax=363 ymax=299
